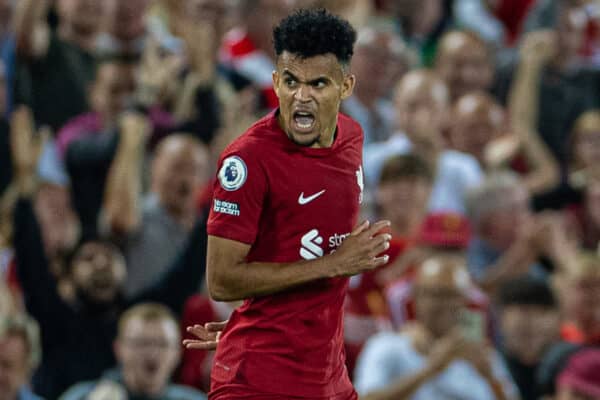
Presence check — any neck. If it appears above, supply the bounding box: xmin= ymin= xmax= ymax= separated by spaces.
xmin=165 ymin=204 xmax=196 ymax=230
xmin=123 ymin=373 xmax=164 ymax=398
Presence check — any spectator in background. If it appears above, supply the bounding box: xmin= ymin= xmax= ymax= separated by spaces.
xmin=10 ymin=109 xmax=208 ymax=398
xmin=555 ymin=348 xmax=600 ymax=400
xmin=566 ymin=175 xmax=600 ymax=251
xmin=97 ymin=0 xmax=151 ymax=57
xmin=497 ymin=277 xmax=560 ymax=400
xmin=466 ymin=172 xmax=575 ymax=293
xmin=61 ymin=303 xmax=206 ymax=400
xmin=554 ymin=251 xmax=600 ymax=345
xmin=219 ymin=0 xmax=295 ymax=111
xmin=103 ymin=133 xmax=209 ymax=298
xmin=364 ymin=69 xmax=482 ymax=215
xmin=497 ymin=7 xmax=600 ymax=167
xmin=0 ymin=313 xmax=42 ymax=400
xmin=0 ymin=0 xmax=15 ymax=116
xmin=448 ymin=91 xmax=559 ymax=195
xmin=569 ymin=109 xmax=600 ymax=182
xmin=344 ymin=153 xmax=434 ymax=377
xmin=434 ymin=30 xmax=495 ymax=101
xmin=14 ymin=0 xmax=103 ymax=131
xmin=354 ymin=253 xmax=518 ymax=400
xmin=342 ymin=27 xmax=414 ymax=144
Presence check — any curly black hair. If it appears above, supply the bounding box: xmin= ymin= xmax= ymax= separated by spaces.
xmin=273 ymin=8 xmax=357 ymax=65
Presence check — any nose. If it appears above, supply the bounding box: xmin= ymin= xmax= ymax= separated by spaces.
xmin=293 ymin=84 xmax=312 ymax=103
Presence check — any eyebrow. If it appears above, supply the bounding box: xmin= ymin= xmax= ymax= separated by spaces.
xmin=282 ymin=70 xmax=332 ymax=85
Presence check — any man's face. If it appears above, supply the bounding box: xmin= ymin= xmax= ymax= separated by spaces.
xmin=70 ymin=242 xmax=126 ymax=304
xmin=58 ymin=0 xmax=103 ymax=35
xmin=557 ymin=7 xmax=587 ymax=61
xmin=449 ymin=95 xmax=505 ymax=163
xmin=352 ymin=33 xmax=408 ymax=99
xmin=115 ymin=317 xmax=180 ymax=396
xmin=501 ymin=305 xmax=559 ymax=365
xmin=273 ymin=52 xmax=355 ymax=148
xmin=105 ymin=0 xmax=150 ymax=41
xmin=90 ymin=63 xmax=137 ymax=122
xmin=0 ymin=335 xmax=29 ymax=400
xmin=376 ymin=177 xmax=431 ymax=236
xmin=563 ymin=276 xmax=600 ymax=335
xmin=574 ymin=128 xmax=600 ymax=171
xmin=152 ymin=141 xmax=209 ymax=217
xmin=394 ymin=74 xmax=447 ymax=145
xmin=436 ymin=35 xmax=494 ymax=100
xmin=481 ymin=186 xmax=531 ymax=250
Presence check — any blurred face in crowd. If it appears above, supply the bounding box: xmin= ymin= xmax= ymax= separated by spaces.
xmin=57 ymin=0 xmax=103 ymax=35
xmin=501 ymin=305 xmax=559 ymax=365
xmin=115 ymin=315 xmax=180 ymax=396
xmin=105 ymin=0 xmax=151 ymax=41
xmin=479 ymin=184 xmax=531 ymax=251
xmin=436 ymin=31 xmax=494 ymax=100
xmin=562 ymin=274 xmax=600 ymax=337
xmin=34 ymin=183 xmax=79 ymax=258
xmin=414 ymin=255 xmax=470 ymax=338
xmin=572 ymin=111 xmax=600 ymax=171
xmin=185 ymin=0 xmax=228 ymax=29
xmin=70 ymin=241 xmax=126 ymax=304
xmin=557 ymin=6 xmax=587 ymax=62
xmin=273 ymin=52 xmax=355 ymax=148
xmin=410 ymin=0 xmax=443 ymax=37
xmin=151 ymin=136 xmax=209 ymax=218
xmin=245 ymin=0 xmax=295 ymax=53
xmin=0 ymin=0 xmax=11 ymax=30
xmin=394 ymin=70 xmax=448 ymax=147
xmin=449 ymin=92 xmax=505 ymax=164
xmin=377 ymin=176 xmax=431 ymax=236
xmin=90 ymin=62 xmax=137 ymax=124
xmin=352 ymin=30 xmax=411 ymax=103
xmin=0 ymin=334 xmax=30 ymax=400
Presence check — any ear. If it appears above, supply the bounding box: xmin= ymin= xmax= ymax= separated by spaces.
xmin=272 ymin=70 xmax=280 ymax=98
xmin=340 ymin=73 xmax=356 ymax=100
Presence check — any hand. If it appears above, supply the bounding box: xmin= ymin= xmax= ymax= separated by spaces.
xmin=183 ymin=320 xmax=228 ymax=351
xmin=136 ymin=40 xmax=184 ymax=105
xmin=427 ymin=330 xmax=470 ymax=374
xmin=461 ymin=342 xmax=494 ymax=379
xmin=520 ymin=30 xmax=557 ymax=66
xmin=10 ymin=105 xmax=49 ymax=179
xmin=328 ymin=220 xmax=392 ymax=277
xmin=180 ymin=20 xmax=217 ymax=84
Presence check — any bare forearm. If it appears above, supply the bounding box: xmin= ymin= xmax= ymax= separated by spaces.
xmin=519 ymin=127 xmax=559 ymax=194
xmin=208 ymin=255 xmax=340 ymax=301
xmin=103 ymin=135 xmax=145 ymax=234
xmin=478 ymin=242 xmax=538 ymax=293
xmin=360 ymin=363 xmax=439 ymax=400
xmin=508 ymin=60 xmax=543 ymax=133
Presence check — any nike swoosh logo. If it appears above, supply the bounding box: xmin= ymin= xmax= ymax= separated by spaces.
xmin=298 ymin=190 xmax=326 ymax=205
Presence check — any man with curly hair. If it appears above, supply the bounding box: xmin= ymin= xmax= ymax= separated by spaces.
xmin=185 ymin=8 xmax=391 ymax=400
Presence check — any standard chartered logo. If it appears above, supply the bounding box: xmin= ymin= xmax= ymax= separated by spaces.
xmin=300 ymin=229 xmax=324 ymax=260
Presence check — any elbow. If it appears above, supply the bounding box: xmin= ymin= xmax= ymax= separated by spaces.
xmin=207 ymin=273 xmax=241 ymax=302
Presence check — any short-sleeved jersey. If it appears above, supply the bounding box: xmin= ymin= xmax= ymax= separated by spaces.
xmin=207 ymin=110 xmax=364 ymax=399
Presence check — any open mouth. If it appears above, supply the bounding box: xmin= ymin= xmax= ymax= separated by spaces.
xmin=293 ymin=110 xmax=316 ymax=132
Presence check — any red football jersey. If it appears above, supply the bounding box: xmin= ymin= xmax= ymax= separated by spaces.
xmin=207 ymin=111 xmax=364 ymax=399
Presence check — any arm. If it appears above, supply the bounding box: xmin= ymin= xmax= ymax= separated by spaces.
xmin=507 ymin=30 xmax=555 ymax=134
xmin=208 ymin=220 xmax=391 ymax=302
xmin=102 ymin=113 xmax=149 ymax=235
xmin=13 ymin=0 xmax=51 ymax=58
xmin=517 ymin=126 xmax=560 ymax=194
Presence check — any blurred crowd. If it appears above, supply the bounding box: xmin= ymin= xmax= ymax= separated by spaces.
xmin=1 ymin=0 xmax=600 ymax=399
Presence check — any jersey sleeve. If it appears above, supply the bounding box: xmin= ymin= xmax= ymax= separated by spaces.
xmin=207 ymin=148 xmax=267 ymax=245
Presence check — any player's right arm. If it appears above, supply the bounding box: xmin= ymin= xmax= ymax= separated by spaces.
xmin=208 ymin=220 xmax=391 ymax=301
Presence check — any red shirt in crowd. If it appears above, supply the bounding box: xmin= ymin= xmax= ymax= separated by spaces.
xmin=207 ymin=111 xmax=364 ymax=399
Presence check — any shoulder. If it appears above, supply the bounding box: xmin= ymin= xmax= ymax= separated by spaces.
xmin=220 ymin=113 xmax=278 ymax=160
xmin=164 ymin=384 xmax=208 ymax=400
